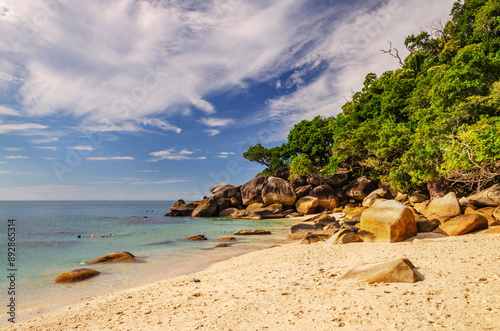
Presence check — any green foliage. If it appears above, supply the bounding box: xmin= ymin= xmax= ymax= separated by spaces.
xmin=242 ymin=143 xmax=287 ymax=175
xmin=288 ymin=154 xmax=318 ymax=181
xmin=243 ymin=0 xmax=500 ymax=191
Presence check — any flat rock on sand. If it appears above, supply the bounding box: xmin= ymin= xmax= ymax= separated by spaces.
xmin=7 ymin=234 xmax=500 ymax=331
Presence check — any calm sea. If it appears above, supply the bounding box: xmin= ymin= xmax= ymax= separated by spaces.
xmin=0 ymin=201 xmax=291 ymax=323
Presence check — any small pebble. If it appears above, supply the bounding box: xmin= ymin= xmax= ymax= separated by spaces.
xmin=144 ymin=309 xmax=152 ymax=314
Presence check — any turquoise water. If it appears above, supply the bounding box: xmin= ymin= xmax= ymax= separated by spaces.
xmin=0 ymin=201 xmax=292 ymax=322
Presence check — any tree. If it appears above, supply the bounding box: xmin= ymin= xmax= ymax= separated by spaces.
xmin=288 ymin=154 xmax=318 ymax=181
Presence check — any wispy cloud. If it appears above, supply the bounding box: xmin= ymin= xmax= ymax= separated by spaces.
xmin=205 ymin=129 xmax=220 ymax=136
xmin=5 ymin=155 xmax=29 ymax=159
xmin=0 ymin=106 xmax=21 ymax=116
xmin=131 ymin=178 xmax=192 ymax=185
xmin=86 ymin=156 xmax=134 ymax=161
xmin=137 ymin=118 xmax=182 ymax=133
xmin=0 ymin=170 xmax=12 ymax=174
xmin=3 ymin=147 xmax=23 ymax=151
xmin=33 ymin=146 xmax=57 ymax=151
xmin=31 ymin=137 xmax=59 ymax=144
xmin=68 ymin=146 xmax=94 ymax=151
xmin=0 ymin=123 xmax=48 ymax=134
xmin=200 ymin=118 xmax=235 ymax=127
xmin=42 ymin=157 xmax=56 ymax=160
xmin=217 ymin=151 xmax=236 ymax=158
xmin=148 ymin=149 xmax=206 ymax=162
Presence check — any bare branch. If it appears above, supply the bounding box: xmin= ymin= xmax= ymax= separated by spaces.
xmin=381 ymin=41 xmax=404 ymax=67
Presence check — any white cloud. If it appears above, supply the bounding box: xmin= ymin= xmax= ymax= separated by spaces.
xmin=217 ymin=151 xmax=236 ymax=158
xmin=33 ymin=146 xmax=57 ymax=151
xmin=0 ymin=123 xmax=48 ymax=134
xmin=205 ymin=129 xmax=220 ymax=136
xmin=0 ymin=170 xmax=12 ymax=174
xmin=148 ymin=148 xmax=206 ymax=162
xmin=31 ymin=137 xmax=59 ymax=144
xmin=3 ymin=147 xmax=22 ymax=151
xmin=200 ymin=117 xmax=235 ymax=127
xmin=0 ymin=105 xmax=20 ymax=116
xmin=87 ymin=156 xmax=134 ymax=161
xmin=42 ymin=157 xmax=55 ymax=160
xmin=68 ymin=146 xmax=94 ymax=151
xmin=137 ymin=118 xmax=182 ymax=133
xmin=5 ymin=155 xmax=29 ymax=159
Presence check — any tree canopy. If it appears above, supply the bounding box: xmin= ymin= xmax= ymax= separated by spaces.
xmin=243 ymin=0 xmax=500 ymax=192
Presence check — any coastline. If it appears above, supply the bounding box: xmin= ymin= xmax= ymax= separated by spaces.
xmin=4 ymin=232 xmax=500 ymax=330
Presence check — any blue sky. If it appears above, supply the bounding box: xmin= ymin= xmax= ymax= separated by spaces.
xmin=0 ymin=0 xmax=455 ymax=200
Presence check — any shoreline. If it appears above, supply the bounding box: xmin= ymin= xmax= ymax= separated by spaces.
xmin=4 ymin=232 xmax=500 ymax=330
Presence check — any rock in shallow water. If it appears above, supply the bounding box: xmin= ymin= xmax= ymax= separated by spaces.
xmin=86 ymin=251 xmax=136 ymax=264
xmin=233 ymin=230 xmax=271 ymax=235
xmin=55 ymin=268 xmax=101 ymax=283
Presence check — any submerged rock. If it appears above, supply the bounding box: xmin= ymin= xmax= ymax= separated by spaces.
xmin=187 ymin=235 xmax=207 ymax=241
xmin=233 ymin=230 xmax=271 ymax=235
xmin=55 ymin=268 xmax=101 ymax=283
xmin=86 ymin=251 xmax=136 ymax=264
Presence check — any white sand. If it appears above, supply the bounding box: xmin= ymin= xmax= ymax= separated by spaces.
xmin=4 ymin=233 xmax=500 ymax=330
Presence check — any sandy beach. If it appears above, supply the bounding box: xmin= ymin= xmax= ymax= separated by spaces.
xmin=4 ymin=231 xmax=500 ymax=330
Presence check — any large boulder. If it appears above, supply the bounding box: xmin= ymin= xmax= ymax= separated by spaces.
xmin=192 ymin=196 xmax=218 ymax=217
xmin=422 ymin=192 xmax=461 ymax=218
xmin=55 ymin=268 xmax=101 ymax=283
xmin=464 ymin=207 xmax=499 ymax=227
xmin=416 ymin=219 xmax=441 ymax=233
xmin=295 ymin=196 xmax=319 ymax=214
xmin=340 ymin=258 xmax=423 ymax=283
xmin=360 ymin=200 xmax=417 ymax=243
xmin=241 ymin=176 xmax=269 ymax=206
xmin=86 ymin=251 xmax=136 ymax=264
xmin=307 ymin=174 xmax=322 ymax=187
xmin=210 ymin=183 xmax=240 ymax=199
xmin=231 ymin=208 xmax=288 ymax=220
xmin=427 ymin=179 xmax=454 ymax=200
xmin=465 ymin=184 xmax=500 ymax=207
xmin=309 ymin=185 xmax=339 ymax=211
xmin=343 ymin=176 xmax=378 ymax=200
xmin=289 ymin=223 xmax=333 ymax=240
xmin=438 ymin=214 xmax=488 ymax=236
xmin=218 ymin=207 xmax=240 ymax=218
xmin=261 ymin=176 xmax=296 ymax=207
xmin=326 ymin=227 xmax=362 ymax=245
xmin=275 ymin=166 xmax=290 ymax=180
xmin=362 ymin=188 xmax=393 ymax=208
xmin=295 ymin=185 xmax=313 ymax=198
xmin=323 ymin=171 xmax=350 ymax=188
xmin=165 ymin=199 xmax=195 ymax=217
xmin=290 ymin=176 xmax=307 ymax=189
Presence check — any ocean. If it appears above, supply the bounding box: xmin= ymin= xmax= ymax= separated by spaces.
xmin=0 ymin=201 xmax=292 ymax=323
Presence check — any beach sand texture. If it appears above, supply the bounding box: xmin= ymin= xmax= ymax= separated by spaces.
xmin=5 ymin=233 xmax=500 ymax=330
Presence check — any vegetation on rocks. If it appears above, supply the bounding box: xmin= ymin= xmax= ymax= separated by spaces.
xmin=243 ymin=0 xmax=500 ymax=192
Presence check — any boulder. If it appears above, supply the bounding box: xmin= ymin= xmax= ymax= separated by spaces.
xmin=246 ymin=203 xmax=265 ymax=210
xmin=192 ymin=196 xmax=218 ymax=217
xmin=214 ymin=243 xmax=227 ymax=248
xmin=233 ymin=230 xmax=271 ymax=235
xmin=395 ymin=192 xmax=408 ymax=202
xmin=299 ymin=233 xmax=330 ymax=244
xmin=422 ymin=192 xmax=461 ymax=219
xmin=343 ymin=176 xmax=378 ymax=200
xmin=241 ymin=175 xmax=269 ymax=206
xmin=327 ymin=228 xmax=362 ymax=245
xmin=218 ymin=208 xmax=240 ymax=218
xmin=86 ymin=251 xmax=136 ymax=264
xmin=312 ymin=213 xmax=337 ymax=227
xmin=494 ymin=207 xmax=500 ymax=221
xmin=309 ymin=185 xmax=339 ymax=211
xmin=465 ymin=184 xmax=500 ymax=207
xmin=307 ymin=174 xmax=322 ymax=187
xmin=295 ymin=196 xmax=319 ymax=214
xmin=340 ymin=258 xmax=423 ymax=283
xmin=464 ymin=207 xmax=499 ymax=227
xmin=408 ymin=193 xmax=429 ymax=204
xmin=217 ymin=198 xmax=232 ymax=211
xmin=231 ymin=208 xmax=288 ymax=219
xmin=165 ymin=200 xmax=195 ymax=217
xmin=323 ymin=171 xmax=350 ymax=188
xmin=438 ymin=214 xmax=488 ymax=236
xmin=345 ymin=207 xmax=368 ymax=222
xmin=295 ymin=185 xmax=313 ymax=198
xmin=211 ymin=183 xmax=240 ymax=199
xmin=289 ymin=223 xmax=324 ymax=239
xmin=485 ymin=226 xmax=500 ymax=234
xmin=416 ymin=219 xmax=440 ymax=233
xmin=218 ymin=237 xmax=236 ymax=241
xmin=362 ymin=188 xmax=393 ymax=208
xmin=275 ymin=166 xmax=290 ymax=180
xmin=266 ymin=203 xmax=284 ymax=210
xmin=187 ymin=201 xmax=202 ymax=208
xmin=427 ymin=179 xmax=454 ymax=200
xmin=55 ymin=268 xmax=101 ymax=283
xmin=261 ymin=176 xmax=296 ymax=207
xmin=187 ymin=235 xmax=207 ymax=240
xmin=290 ymin=176 xmax=307 ymax=189
xmin=360 ymin=200 xmax=417 ymax=243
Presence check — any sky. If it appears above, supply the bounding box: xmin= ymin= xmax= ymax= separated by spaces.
xmin=0 ymin=0 xmax=456 ymax=200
